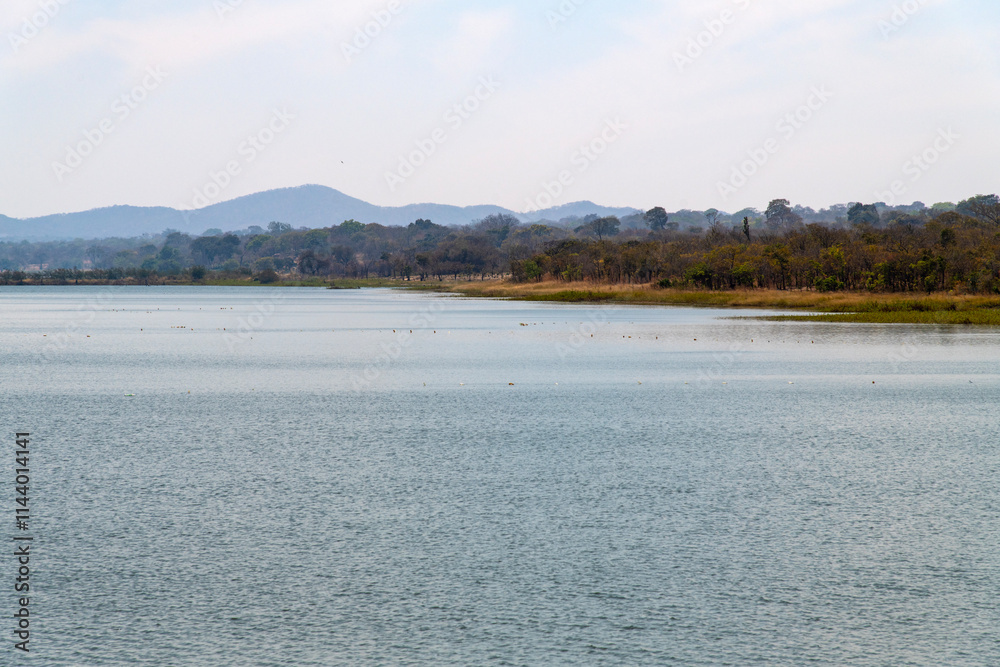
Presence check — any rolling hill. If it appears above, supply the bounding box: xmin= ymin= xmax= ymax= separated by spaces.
xmin=0 ymin=185 xmax=641 ymax=240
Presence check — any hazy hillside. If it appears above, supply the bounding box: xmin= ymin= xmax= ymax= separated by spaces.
xmin=6 ymin=206 xmax=187 ymax=241
xmin=520 ymin=201 xmax=641 ymax=223
xmin=0 ymin=185 xmax=641 ymax=240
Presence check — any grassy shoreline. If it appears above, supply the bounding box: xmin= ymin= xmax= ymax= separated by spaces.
xmin=760 ymin=311 xmax=1000 ymax=324
xmin=435 ymin=280 xmax=1000 ymax=325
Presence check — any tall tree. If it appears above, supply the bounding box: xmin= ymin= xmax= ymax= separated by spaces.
xmin=577 ymin=216 xmax=621 ymax=241
xmin=847 ymin=203 xmax=880 ymax=226
xmin=958 ymin=194 xmax=1000 ymax=225
xmin=765 ymin=199 xmax=802 ymax=230
xmin=644 ymin=207 xmax=669 ymax=231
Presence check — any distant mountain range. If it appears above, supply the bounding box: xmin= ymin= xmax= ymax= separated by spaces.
xmin=0 ymin=185 xmax=641 ymax=241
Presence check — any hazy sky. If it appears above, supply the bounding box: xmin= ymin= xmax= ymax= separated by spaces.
xmin=2 ymin=0 xmax=997 ymax=219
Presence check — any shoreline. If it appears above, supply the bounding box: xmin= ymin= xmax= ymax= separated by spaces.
xmin=4 ymin=277 xmax=1000 ymax=324
xmin=436 ymin=280 xmax=1000 ymax=325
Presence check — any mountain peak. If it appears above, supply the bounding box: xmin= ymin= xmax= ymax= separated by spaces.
xmin=0 ymin=186 xmax=640 ymax=240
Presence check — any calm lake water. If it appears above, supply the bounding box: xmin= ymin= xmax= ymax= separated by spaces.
xmin=1 ymin=286 xmax=998 ymax=666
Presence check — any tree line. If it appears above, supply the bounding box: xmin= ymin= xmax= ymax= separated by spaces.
xmin=2 ymin=196 xmax=999 ymax=293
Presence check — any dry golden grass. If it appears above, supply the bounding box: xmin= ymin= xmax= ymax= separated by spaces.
xmin=764 ymin=311 xmax=1000 ymax=325
xmin=435 ymin=280 xmax=1000 ymax=324
xmin=443 ymin=280 xmax=998 ymax=308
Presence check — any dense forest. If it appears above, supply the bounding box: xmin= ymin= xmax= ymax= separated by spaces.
xmin=2 ymin=196 xmax=1000 ymax=293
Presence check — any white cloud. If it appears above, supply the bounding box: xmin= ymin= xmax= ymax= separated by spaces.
xmin=2 ymin=0 xmax=431 ymax=75
xmin=0 ymin=0 xmax=996 ymax=217
xmin=431 ymin=7 xmax=515 ymax=76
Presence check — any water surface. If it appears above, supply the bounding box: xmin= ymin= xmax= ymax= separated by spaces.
xmin=1 ymin=287 xmax=997 ymax=666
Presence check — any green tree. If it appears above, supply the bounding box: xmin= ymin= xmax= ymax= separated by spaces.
xmin=192 ymin=235 xmax=240 ymax=266
xmin=847 ymin=203 xmax=880 ymax=226
xmin=475 ymin=213 xmax=519 ymax=247
xmin=765 ymin=199 xmax=802 ymax=230
xmin=339 ymin=219 xmax=365 ymax=234
xmin=685 ymin=262 xmax=713 ymax=288
xmin=576 ymin=216 xmax=621 ymax=241
xmin=523 ymin=259 xmax=543 ymax=281
xmin=940 ymin=228 xmax=956 ymax=247
xmin=644 ymin=207 xmax=669 ymax=231
xmin=764 ymin=243 xmax=791 ymax=289
xmin=241 ymin=234 xmax=271 ymax=266
xmin=957 ymin=194 xmax=1000 ymax=224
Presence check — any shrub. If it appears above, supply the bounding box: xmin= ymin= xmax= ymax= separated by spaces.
xmin=255 ymin=269 xmax=280 ymax=284
xmin=814 ymin=276 xmax=844 ymax=292
xmin=684 ymin=263 xmax=713 ymax=288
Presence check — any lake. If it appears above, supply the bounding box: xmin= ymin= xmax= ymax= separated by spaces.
xmin=1 ymin=286 xmax=998 ymax=666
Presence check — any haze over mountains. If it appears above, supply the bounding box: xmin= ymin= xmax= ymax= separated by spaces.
xmin=0 ymin=185 xmax=640 ymax=241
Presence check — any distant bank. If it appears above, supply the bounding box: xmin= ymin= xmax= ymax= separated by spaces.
xmin=443 ymin=281 xmax=1000 ymax=325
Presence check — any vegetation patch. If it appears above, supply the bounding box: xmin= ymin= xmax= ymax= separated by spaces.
xmin=764 ymin=310 xmax=1000 ymax=325
xmin=438 ymin=280 xmax=1000 ymax=324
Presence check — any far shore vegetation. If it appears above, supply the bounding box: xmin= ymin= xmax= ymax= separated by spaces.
xmin=441 ymin=281 xmax=1000 ymax=325
xmin=4 ymin=196 xmax=1000 ymax=324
